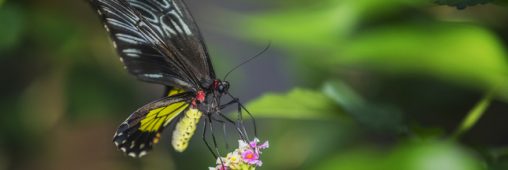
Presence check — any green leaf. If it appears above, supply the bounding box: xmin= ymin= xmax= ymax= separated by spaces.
xmin=237 ymin=0 xmax=425 ymax=50
xmin=316 ymin=140 xmax=484 ymax=170
xmin=237 ymin=3 xmax=508 ymax=101
xmin=237 ymin=1 xmax=355 ymax=50
xmin=245 ymin=88 xmax=345 ymax=120
xmin=323 ymin=81 xmax=404 ymax=132
xmin=337 ymin=23 xmax=508 ymax=101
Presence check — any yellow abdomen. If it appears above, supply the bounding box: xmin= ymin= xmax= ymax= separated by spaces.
xmin=171 ymin=108 xmax=202 ymax=152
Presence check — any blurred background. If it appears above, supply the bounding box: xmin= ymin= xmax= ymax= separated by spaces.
xmin=1 ymin=0 xmax=508 ymax=169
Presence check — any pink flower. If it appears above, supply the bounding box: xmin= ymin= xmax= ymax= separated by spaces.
xmin=258 ymin=141 xmax=269 ymax=150
xmin=248 ymin=138 xmax=269 ymax=149
xmin=249 ymin=138 xmax=260 ymax=148
xmin=241 ymin=149 xmax=262 ymax=166
xmin=209 ymin=138 xmax=269 ymax=169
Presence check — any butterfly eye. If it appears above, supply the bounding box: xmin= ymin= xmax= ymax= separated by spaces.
xmin=218 ymin=85 xmax=225 ymax=93
xmin=218 ymin=81 xmax=230 ymax=93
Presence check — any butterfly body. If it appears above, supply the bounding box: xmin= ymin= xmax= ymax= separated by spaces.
xmin=90 ymin=0 xmax=243 ymax=158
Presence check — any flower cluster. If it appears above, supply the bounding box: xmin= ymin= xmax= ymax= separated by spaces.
xmin=209 ymin=138 xmax=269 ymax=170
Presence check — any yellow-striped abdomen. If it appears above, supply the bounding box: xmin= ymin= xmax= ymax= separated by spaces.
xmin=172 ymin=108 xmax=202 ymax=152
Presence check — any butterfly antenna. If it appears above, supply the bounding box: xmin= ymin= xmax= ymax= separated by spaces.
xmin=223 ymin=41 xmax=272 ymax=81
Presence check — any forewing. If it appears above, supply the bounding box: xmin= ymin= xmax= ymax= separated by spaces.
xmin=136 ymin=0 xmax=216 ymax=83
xmin=90 ymin=0 xmax=215 ymax=90
xmin=113 ymin=91 xmax=192 ymax=157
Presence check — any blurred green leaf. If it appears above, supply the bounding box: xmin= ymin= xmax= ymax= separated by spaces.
xmin=237 ymin=1 xmax=508 ymax=101
xmin=245 ymin=88 xmax=345 ymax=120
xmin=0 ymin=5 xmax=25 ymax=52
xmin=387 ymin=141 xmax=484 ymax=170
xmin=237 ymin=0 xmax=425 ymax=50
xmin=337 ymin=23 xmax=508 ymax=100
xmin=316 ymin=140 xmax=484 ymax=170
xmin=323 ymin=81 xmax=404 ymax=132
xmin=322 ymin=81 xmax=366 ymax=109
xmin=237 ymin=1 xmax=354 ymax=50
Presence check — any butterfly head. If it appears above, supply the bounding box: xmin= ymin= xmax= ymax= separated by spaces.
xmin=213 ymin=80 xmax=230 ymax=94
xmin=218 ymin=81 xmax=230 ymax=94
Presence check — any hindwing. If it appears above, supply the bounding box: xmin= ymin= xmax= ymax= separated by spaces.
xmin=113 ymin=91 xmax=192 ymax=157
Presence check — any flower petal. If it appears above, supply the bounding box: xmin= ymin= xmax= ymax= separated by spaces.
xmin=249 ymin=138 xmax=260 ymax=148
xmin=259 ymin=141 xmax=269 ymax=149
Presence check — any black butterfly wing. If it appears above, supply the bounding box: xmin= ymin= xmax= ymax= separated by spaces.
xmin=146 ymin=0 xmax=216 ymax=83
xmin=113 ymin=91 xmax=193 ymax=157
xmin=90 ymin=0 xmax=215 ymax=90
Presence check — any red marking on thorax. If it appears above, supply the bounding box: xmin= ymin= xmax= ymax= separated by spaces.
xmin=196 ymin=90 xmax=206 ymax=102
xmin=213 ymin=80 xmax=220 ymax=89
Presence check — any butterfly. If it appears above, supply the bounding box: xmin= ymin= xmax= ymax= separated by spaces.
xmin=89 ymin=0 xmax=254 ymax=158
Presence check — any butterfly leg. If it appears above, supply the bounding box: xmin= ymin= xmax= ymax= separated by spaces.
xmin=235 ymin=101 xmax=250 ymax=141
xmin=211 ymin=116 xmax=229 ymax=149
xmin=219 ymin=98 xmax=249 ymax=139
xmin=221 ymin=94 xmax=258 ymax=138
xmin=202 ymin=118 xmax=217 ymax=159
xmin=238 ymin=102 xmax=258 ymax=137
xmin=217 ymin=112 xmax=247 ymax=141
xmin=207 ymin=114 xmax=225 ymax=165
xmin=218 ymin=98 xmax=238 ymax=109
